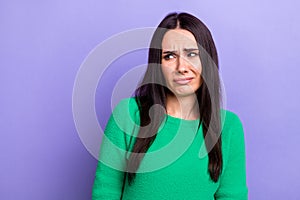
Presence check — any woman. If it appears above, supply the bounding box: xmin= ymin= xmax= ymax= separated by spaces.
xmin=93 ymin=12 xmax=248 ymax=199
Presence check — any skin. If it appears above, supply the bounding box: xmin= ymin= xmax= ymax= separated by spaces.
xmin=161 ymin=28 xmax=202 ymax=120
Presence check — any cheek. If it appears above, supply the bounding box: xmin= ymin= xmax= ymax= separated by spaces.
xmin=194 ymin=63 xmax=202 ymax=74
xmin=191 ymin=65 xmax=202 ymax=78
xmin=193 ymin=69 xmax=202 ymax=88
xmin=161 ymin=66 xmax=173 ymax=80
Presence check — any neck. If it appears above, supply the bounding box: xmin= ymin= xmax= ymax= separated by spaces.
xmin=166 ymin=94 xmax=199 ymax=120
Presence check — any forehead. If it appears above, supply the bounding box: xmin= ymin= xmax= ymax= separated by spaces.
xmin=162 ymin=29 xmax=198 ymax=50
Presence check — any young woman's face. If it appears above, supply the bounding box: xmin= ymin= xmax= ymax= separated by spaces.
xmin=161 ymin=29 xmax=202 ymax=97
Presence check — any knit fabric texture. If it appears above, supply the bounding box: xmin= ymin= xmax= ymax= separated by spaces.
xmin=92 ymin=98 xmax=248 ymax=200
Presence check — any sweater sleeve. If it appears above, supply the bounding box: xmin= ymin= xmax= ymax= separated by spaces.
xmin=214 ymin=112 xmax=248 ymax=200
xmin=92 ymin=98 xmax=138 ymax=200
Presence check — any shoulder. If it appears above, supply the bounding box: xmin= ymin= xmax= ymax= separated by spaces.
xmin=220 ymin=109 xmax=244 ymax=133
xmin=108 ymin=97 xmax=140 ymax=137
xmin=220 ymin=109 xmax=246 ymax=156
xmin=220 ymin=109 xmax=243 ymax=123
xmin=113 ymin=97 xmax=139 ymax=112
xmin=111 ymin=97 xmax=140 ymax=121
xmin=104 ymin=98 xmax=140 ymax=151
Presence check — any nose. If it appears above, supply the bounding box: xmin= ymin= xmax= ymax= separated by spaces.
xmin=176 ymin=55 xmax=188 ymax=74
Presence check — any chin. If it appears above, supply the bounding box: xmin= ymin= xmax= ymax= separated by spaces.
xmin=173 ymin=89 xmax=197 ymax=98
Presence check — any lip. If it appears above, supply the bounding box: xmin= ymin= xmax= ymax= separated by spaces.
xmin=174 ymin=77 xmax=194 ymax=85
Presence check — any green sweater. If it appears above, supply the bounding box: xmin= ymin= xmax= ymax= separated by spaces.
xmin=92 ymin=98 xmax=248 ymax=200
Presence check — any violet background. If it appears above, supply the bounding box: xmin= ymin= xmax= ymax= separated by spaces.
xmin=1 ymin=0 xmax=300 ymax=199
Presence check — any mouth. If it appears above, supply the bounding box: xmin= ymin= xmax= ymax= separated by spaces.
xmin=174 ymin=77 xmax=194 ymax=85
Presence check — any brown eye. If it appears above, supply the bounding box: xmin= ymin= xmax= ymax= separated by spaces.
xmin=163 ymin=53 xmax=176 ymax=60
xmin=187 ymin=52 xmax=198 ymax=57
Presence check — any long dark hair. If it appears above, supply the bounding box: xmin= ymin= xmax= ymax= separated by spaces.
xmin=126 ymin=12 xmax=223 ymax=184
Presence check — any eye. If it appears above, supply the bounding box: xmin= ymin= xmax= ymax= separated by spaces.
xmin=187 ymin=52 xmax=198 ymax=57
xmin=163 ymin=53 xmax=176 ymax=60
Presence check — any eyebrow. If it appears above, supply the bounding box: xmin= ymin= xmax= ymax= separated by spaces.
xmin=162 ymin=48 xmax=199 ymax=54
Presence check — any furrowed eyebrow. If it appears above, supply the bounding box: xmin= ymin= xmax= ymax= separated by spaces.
xmin=162 ymin=50 xmax=177 ymax=54
xmin=162 ymin=48 xmax=199 ymax=54
xmin=183 ymin=48 xmax=199 ymax=52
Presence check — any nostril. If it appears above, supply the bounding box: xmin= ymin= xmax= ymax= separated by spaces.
xmin=178 ymin=68 xmax=188 ymax=74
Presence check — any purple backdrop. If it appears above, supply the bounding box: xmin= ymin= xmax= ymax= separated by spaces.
xmin=1 ymin=0 xmax=299 ymax=199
